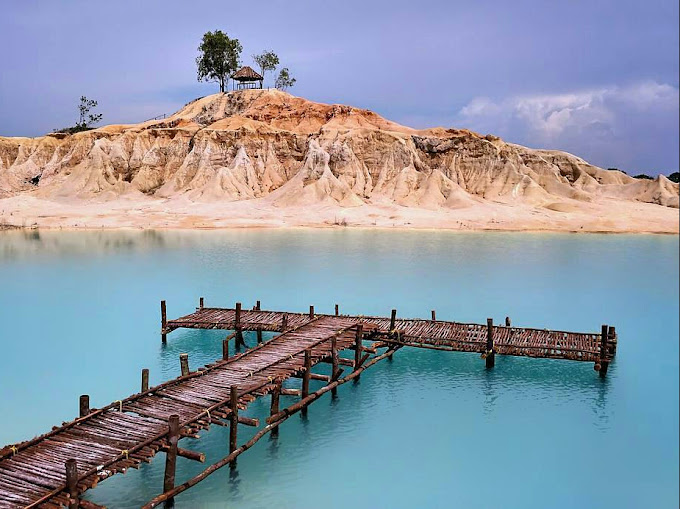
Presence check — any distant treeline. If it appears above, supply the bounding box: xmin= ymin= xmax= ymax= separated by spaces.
xmin=607 ymin=168 xmax=679 ymax=183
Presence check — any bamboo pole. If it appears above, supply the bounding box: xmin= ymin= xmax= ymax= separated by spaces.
xmin=257 ymin=327 xmax=263 ymax=344
xmin=222 ymin=339 xmax=229 ymax=361
xmin=335 ymin=304 xmax=339 ymax=316
xmin=390 ymin=309 xmax=397 ymax=330
xmin=354 ymin=325 xmax=363 ymax=373
xmin=331 ymin=333 xmax=339 ymax=396
xmin=256 ymin=300 xmax=261 ymax=311
xmin=431 ymin=310 xmax=436 ymax=321
xmin=270 ymin=382 xmax=281 ymax=436
xmin=199 ymin=297 xmax=204 ymax=309
xmin=142 ymin=347 xmax=401 ymax=509
xmin=309 ymin=305 xmax=315 ymax=319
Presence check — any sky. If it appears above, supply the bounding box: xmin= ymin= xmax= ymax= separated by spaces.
xmin=0 ymin=0 xmax=678 ymax=174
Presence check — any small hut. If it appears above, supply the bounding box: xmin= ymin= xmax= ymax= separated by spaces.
xmin=231 ymin=66 xmax=264 ymax=90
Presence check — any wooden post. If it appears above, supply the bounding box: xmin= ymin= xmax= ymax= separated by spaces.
xmin=163 ymin=414 xmax=180 ymax=496
xmin=270 ymin=382 xmax=281 ymax=436
xmin=161 ymin=300 xmax=167 ymax=343
xmin=309 ymin=305 xmax=315 ymax=319
xmin=390 ymin=309 xmax=397 ymax=331
xmin=180 ymin=353 xmax=190 ymax=376
xmin=485 ymin=318 xmax=495 ymax=368
xmin=431 ymin=310 xmax=436 ymax=321
xmin=335 ymin=304 xmax=339 ymax=316
xmin=331 ymin=334 xmax=339 ymax=396
xmin=302 ymin=349 xmax=311 ymax=417
xmin=222 ymin=339 xmax=229 ymax=361
xmin=142 ymin=369 xmax=150 ymax=392
xmin=229 ymin=386 xmax=239 ymax=463
xmin=79 ymin=395 xmax=89 ymax=418
xmin=256 ymin=327 xmax=263 ymax=344
xmin=65 ymin=458 xmax=79 ymax=509
xmin=199 ymin=297 xmax=204 ymax=309
xmin=281 ymin=313 xmax=288 ymax=331
xmin=505 ymin=316 xmax=511 ymax=327
xmin=598 ymin=324 xmax=609 ymax=377
xmin=354 ymin=325 xmax=363 ymax=372
xmin=235 ymin=302 xmax=244 ymax=348
xmin=256 ymin=300 xmax=261 ymax=311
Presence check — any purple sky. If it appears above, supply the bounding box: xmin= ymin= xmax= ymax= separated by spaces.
xmin=1 ymin=0 xmax=678 ymax=174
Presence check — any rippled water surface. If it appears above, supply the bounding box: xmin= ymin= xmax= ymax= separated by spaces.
xmin=0 ymin=230 xmax=677 ymax=508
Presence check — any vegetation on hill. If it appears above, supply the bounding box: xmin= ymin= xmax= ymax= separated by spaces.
xmin=53 ymin=96 xmax=103 ymax=134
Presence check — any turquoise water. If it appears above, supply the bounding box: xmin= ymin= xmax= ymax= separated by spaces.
xmin=0 ymin=230 xmax=677 ymax=508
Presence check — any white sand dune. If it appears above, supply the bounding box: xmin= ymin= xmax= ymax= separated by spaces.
xmin=0 ymin=89 xmax=677 ymax=232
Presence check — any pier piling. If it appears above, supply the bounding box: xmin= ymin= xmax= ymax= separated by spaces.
xmin=270 ymin=382 xmax=281 ymax=436
xmin=79 ymin=395 xmax=90 ymax=418
xmin=431 ymin=310 xmax=436 ymax=321
xmin=199 ymin=297 xmax=204 ymax=309
xmin=390 ymin=309 xmax=397 ymax=331
xmin=505 ymin=316 xmax=511 ymax=327
xmin=142 ymin=369 xmax=150 ymax=392
xmin=229 ymin=386 xmax=239 ymax=463
xmin=485 ymin=318 xmax=495 ymax=368
xmin=161 ymin=300 xmax=167 ymax=343
xmin=222 ymin=339 xmax=229 ymax=361
xmin=163 ymin=414 xmax=180 ymax=496
xmin=335 ymin=304 xmax=339 ymax=316
xmin=309 ymin=305 xmax=315 ymax=319
xmin=65 ymin=458 xmax=79 ymax=509
xmin=302 ymin=350 xmax=311 ymax=417
xmin=180 ymin=354 xmax=190 ymax=377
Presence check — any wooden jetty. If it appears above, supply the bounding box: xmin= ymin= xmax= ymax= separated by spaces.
xmin=0 ymin=300 xmax=616 ymax=508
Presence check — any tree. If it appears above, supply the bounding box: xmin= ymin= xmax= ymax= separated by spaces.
xmin=78 ymin=96 xmax=102 ymax=129
xmin=275 ymin=68 xmax=296 ymax=91
xmin=196 ymin=30 xmax=242 ymax=93
xmin=668 ymin=172 xmax=679 ymax=183
xmin=252 ymin=50 xmax=279 ymax=84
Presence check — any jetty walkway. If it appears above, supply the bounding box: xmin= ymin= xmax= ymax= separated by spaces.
xmin=0 ymin=300 xmax=616 ymax=508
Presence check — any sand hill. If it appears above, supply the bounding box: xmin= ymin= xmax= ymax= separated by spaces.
xmin=0 ymin=89 xmax=677 ymax=232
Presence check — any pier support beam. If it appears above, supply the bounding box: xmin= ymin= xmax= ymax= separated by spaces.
xmin=163 ymin=414 xmax=180 ymax=498
xmin=161 ymin=300 xmax=167 ymax=343
xmin=485 ymin=318 xmax=495 ymax=368
xmin=229 ymin=386 xmax=239 ymax=464
xmin=257 ymin=328 xmax=263 ymax=344
xmin=235 ymin=302 xmax=244 ymax=348
xmin=335 ymin=304 xmax=339 ymax=316
xmin=256 ymin=300 xmax=261 ymax=311
xmin=281 ymin=313 xmax=288 ymax=331
xmin=431 ymin=310 xmax=436 ymax=321
xmin=180 ymin=354 xmax=190 ymax=377
xmin=505 ymin=316 xmax=511 ymax=327
xmin=79 ymin=395 xmax=90 ymax=418
xmin=199 ymin=297 xmax=204 ymax=309
xmin=390 ymin=309 xmax=397 ymax=331
xmin=65 ymin=458 xmax=79 ymax=509
xmin=270 ymin=382 xmax=281 ymax=437
xmin=331 ymin=334 xmax=339 ymax=396
xmin=142 ymin=369 xmax=150 ymax=392
xmin=301 ymin=350 xmax=311 ymax=417
xmin=354 ymin=325 xmax=363 ymax=381
xmin=309 ymin=305 xmax=315 ymax=319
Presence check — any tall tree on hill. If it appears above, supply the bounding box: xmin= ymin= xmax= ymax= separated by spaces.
xmin=196 ymin=30 xmax=242 ymax=93
xmin=252 ymin=50 xmax=279 ymax=85
xmin=78 ymin=96 xmax=102 ymax=129
xmin=275 ymin=68 xmax=296 ymax=91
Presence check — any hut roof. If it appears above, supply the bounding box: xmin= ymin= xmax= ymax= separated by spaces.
xmin=232 ymin=66 xmax=263 ymax=81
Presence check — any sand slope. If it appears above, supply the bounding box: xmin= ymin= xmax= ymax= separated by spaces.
xmin=0 ymin=89 xmax=677 ymax=232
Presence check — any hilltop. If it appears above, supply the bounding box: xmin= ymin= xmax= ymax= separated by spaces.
xmin=0 ymin=89 xmax=677 ymax=232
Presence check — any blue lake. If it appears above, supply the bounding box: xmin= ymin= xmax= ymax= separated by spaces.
xmin=0 ymin=229 xmax=677 ymax=508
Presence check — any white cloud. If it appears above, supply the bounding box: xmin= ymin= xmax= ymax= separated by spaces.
xmin=455 ymin=82 xmax=679 ymax=173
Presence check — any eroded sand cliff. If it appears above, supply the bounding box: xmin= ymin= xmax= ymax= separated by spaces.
xmin=0 ymin=89 xmax=677 ymax=232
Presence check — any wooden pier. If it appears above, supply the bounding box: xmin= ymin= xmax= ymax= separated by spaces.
xmin=0 ymin=300 xmax=616 ymax=508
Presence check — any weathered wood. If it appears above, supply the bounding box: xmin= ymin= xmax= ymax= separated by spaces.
xmin=270 ymin=382 xmax=281 ymax=436
xmin=161 ymin=445 xmax=205 ymax=463
xmin=431 ymin=310 xmax=436 ymax=321
xmin=229 ymin=386 xmax=238 ymax=462
xmin=485 ymin=318 xmax=495 ymax=368
xmin=257 ymin=327 xmax=263 ymax=344
xmin=505 ymin=316 xmax=511 ymax=327
xmin=281 ymin=313 xmax=288 ymax=331
xmin=199 ymin=297 xmax=204 ymax=309
xmin=354 ymin=324 xmax=363 ymax=372
xmin=390 ymin=309 xmax=397 ymax=330
xmin=335 ymin=304 xmax=339 ymax=316
xmin=222 ymin=339 xmax=229 ymax=361
xmin=180 ymin=353 xmax=190 ymax=377
xmin=141 ymin=369 xmax=149 ymax=392
xmin=331 ymin=333 xmax=339 ymax=396
xmin=598 ymin=324 xmax=609 ymax=377
xmin=65 ymin=459 xmax=78 ymax=509
xmin=79 ymin=395 xmax=90 ymax=418
xmin=256 ymin=300 xmax=261 ymax=311
xmin=301 ymin=349 xmax=311 ymax=417
xmin=161 ymin=300 xmax=167 ymax=343
xmin=309 ymin=305 xmax=315 ymax=319
xmin=163 ymin=414 xmax=180 ymax=496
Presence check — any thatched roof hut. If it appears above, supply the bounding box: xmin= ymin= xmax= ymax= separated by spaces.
xmin=232 ymin=66 xmax=263 ymax=90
